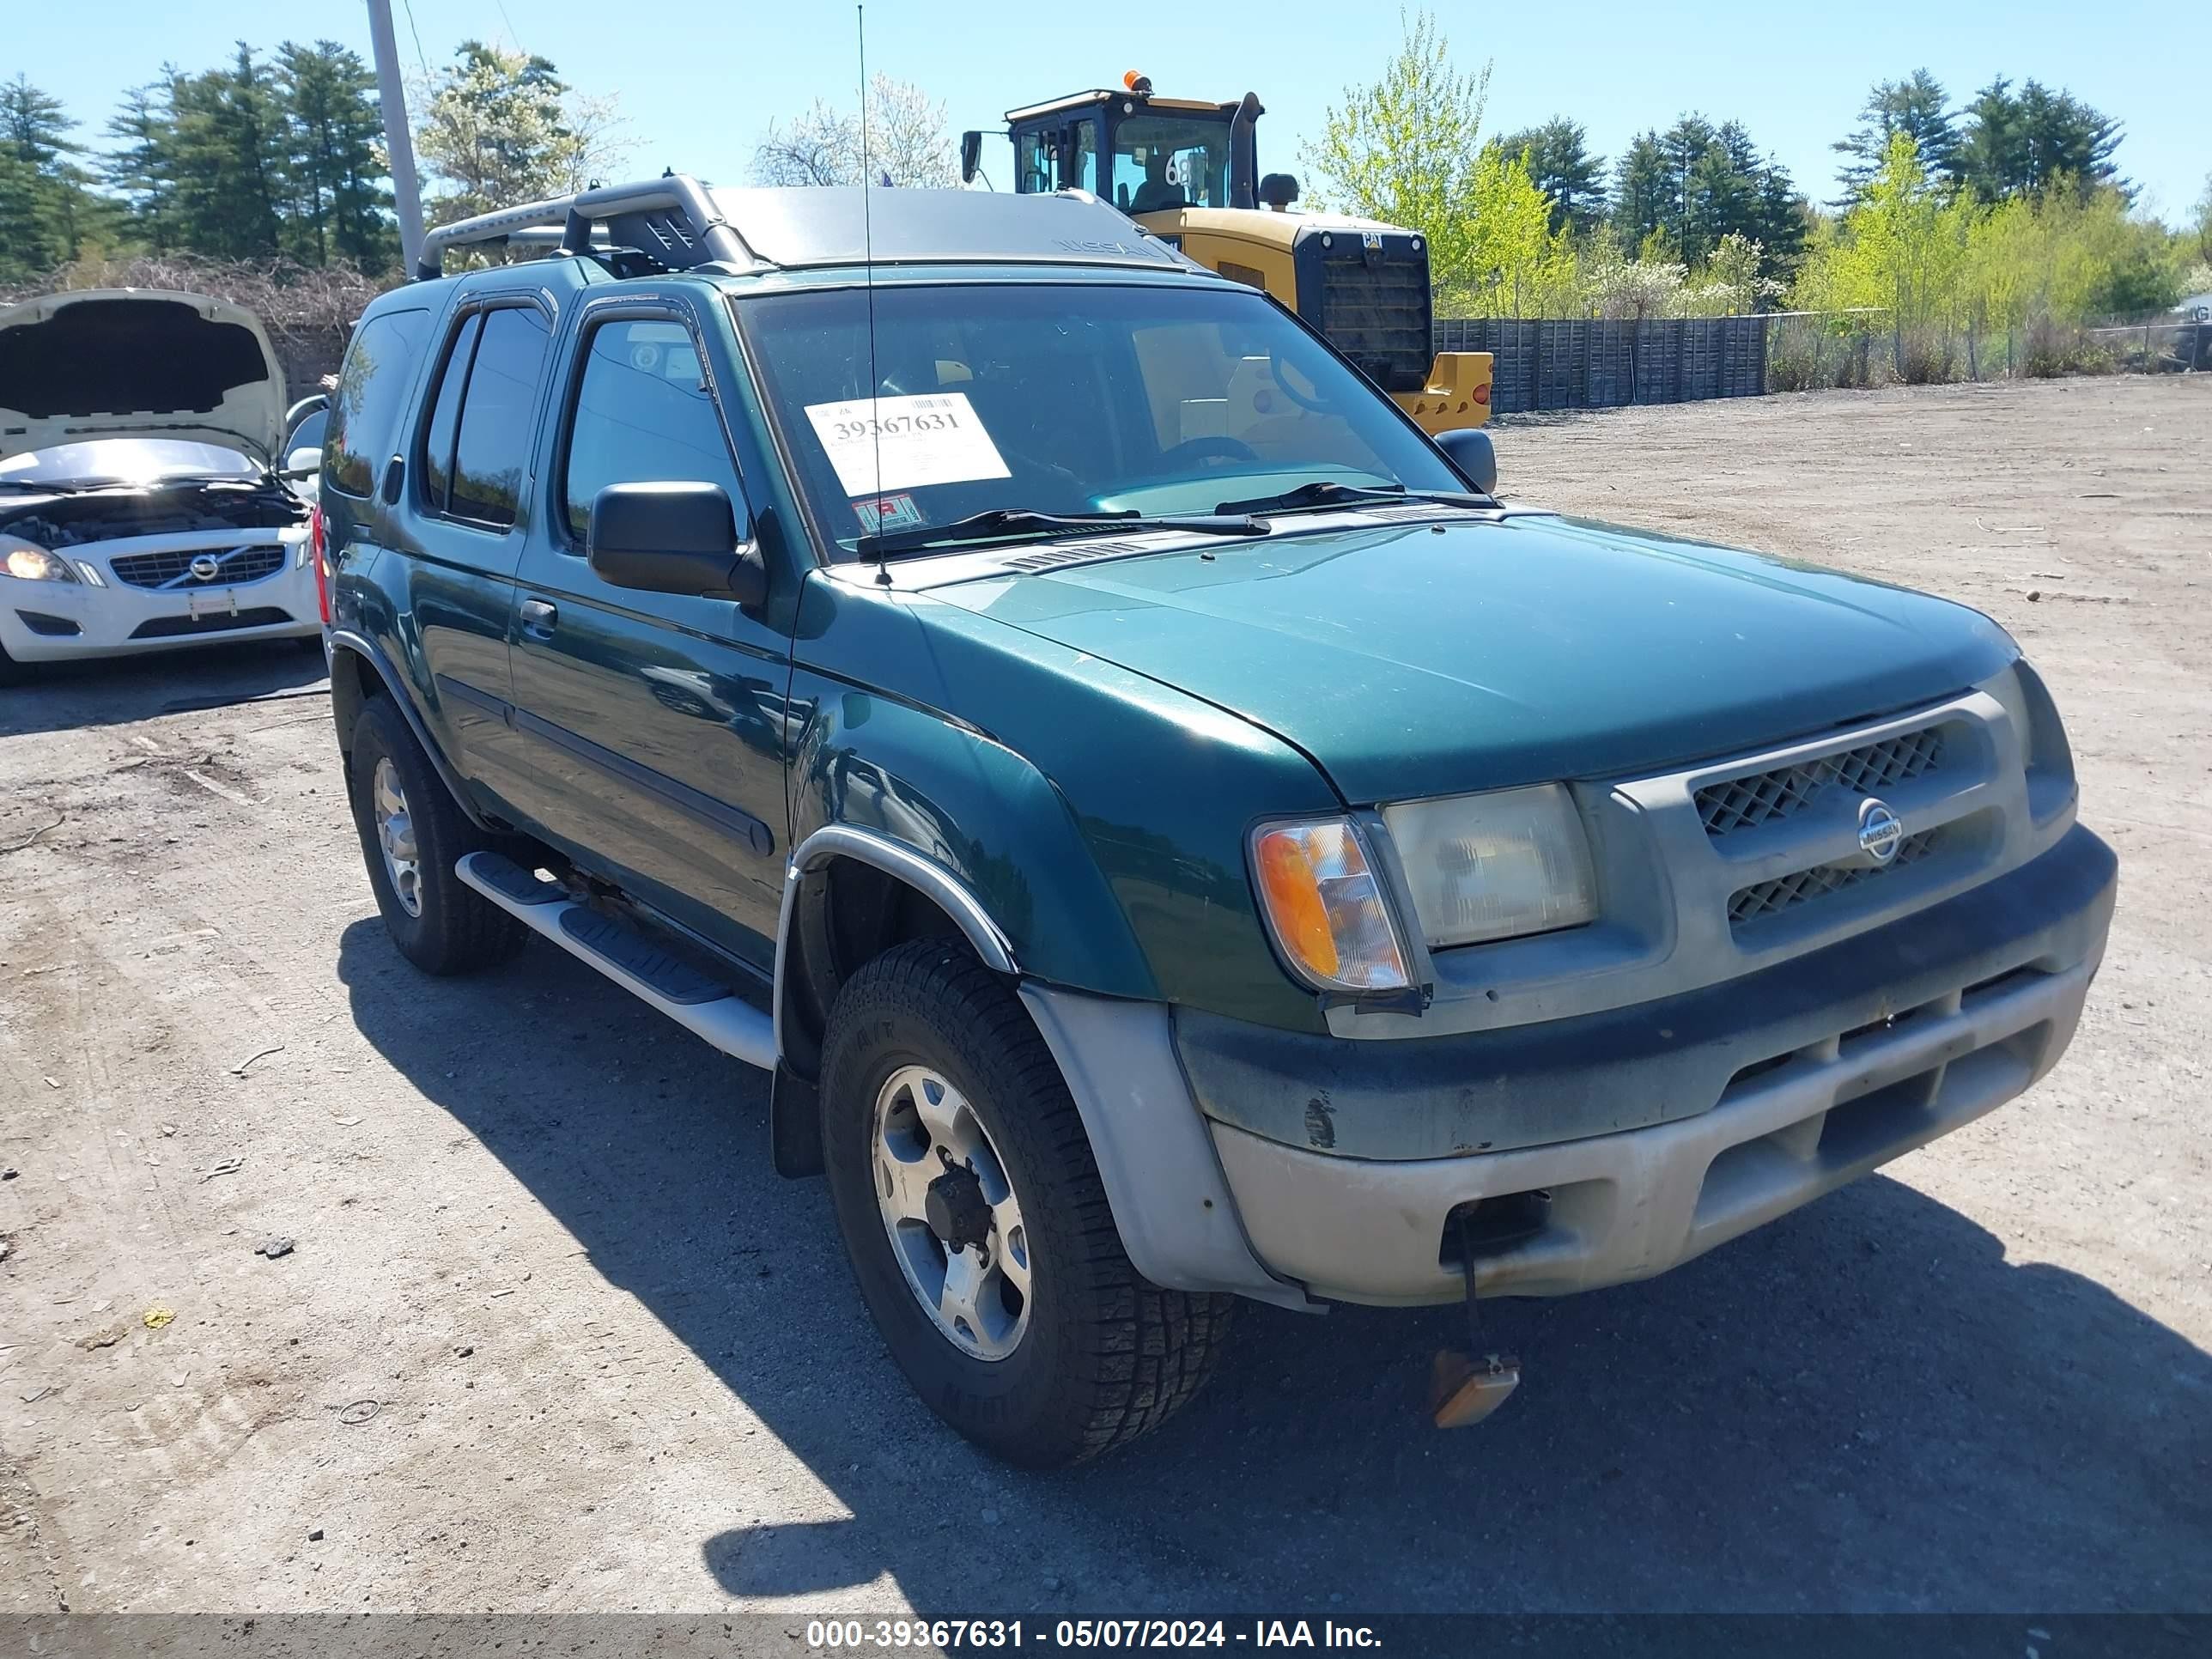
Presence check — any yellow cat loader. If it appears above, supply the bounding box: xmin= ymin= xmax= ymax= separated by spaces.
xmin=963 ymin=74 xmax=1492 ymax=433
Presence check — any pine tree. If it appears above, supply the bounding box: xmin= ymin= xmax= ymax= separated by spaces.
xmin=105 ymin=82 xmax=184 ymax=252
xmin=1610 ymin=131 xmax=1672 ymax=253
xmin=161 ymin=46 xmax=289 ymax=259
xmin=276 ymin=41 xmax=395 ymax=270
xmin=1492 ymin=117 xmax=1605 ymax=235
xmin=1953 ymin=78 xmax=2124 ymax=203
xmin=0 ymin=74 xmax=106 ymax=276
xmin=1832 ymin=71 xmax=1957 ymax=204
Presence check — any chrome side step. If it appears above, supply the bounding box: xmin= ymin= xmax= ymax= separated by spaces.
xmin=455 ymin=851 xmax=775 ymax=1070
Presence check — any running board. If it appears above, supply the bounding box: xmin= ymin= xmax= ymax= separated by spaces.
xmin=454 ymin=851 xmax=775 ymax=1070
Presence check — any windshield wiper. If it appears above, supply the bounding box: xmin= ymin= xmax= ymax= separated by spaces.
xmin=1212 ymin=480 xmax=1490 ymax=516
xmin=858 ymin=507 xmax=1264 ymax=559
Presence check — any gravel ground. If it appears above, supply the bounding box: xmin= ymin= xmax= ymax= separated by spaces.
xmin=1 ymin=375 xmax=2207 ymax=1618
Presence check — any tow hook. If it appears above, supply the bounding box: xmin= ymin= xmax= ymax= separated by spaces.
xmin=1430 ymin=1210 xmax=1526 ymax=1429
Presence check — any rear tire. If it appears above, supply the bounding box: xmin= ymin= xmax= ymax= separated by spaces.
xmin=347 ymin=695 xmax=526 ymax=975
xmin=820 ymin=938 xmax=1231 ymax=1468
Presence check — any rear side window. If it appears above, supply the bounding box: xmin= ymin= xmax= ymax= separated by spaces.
xmin=561 ymin=317 xmax=745 ymax=543
xmin=418 ymin=313 xmax=481 ymax=514
xmin=325 ymin=307 xmax=430 ymax=499
xmin=448 ymin=307 xmax=552 ymax=527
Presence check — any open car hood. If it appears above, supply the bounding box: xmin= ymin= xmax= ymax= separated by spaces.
xmin=0 ymin=289 xmax=289 ymax=465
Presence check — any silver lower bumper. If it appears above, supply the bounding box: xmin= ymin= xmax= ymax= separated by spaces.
xmin=1210 ymin=952 xmax=2098 ymax=1305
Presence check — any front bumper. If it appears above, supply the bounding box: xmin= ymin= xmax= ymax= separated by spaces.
xmin=1193 ymin=824 xmax=2116 ymax=1305
xmin=0 ymin=531 xmax=316 ymax=663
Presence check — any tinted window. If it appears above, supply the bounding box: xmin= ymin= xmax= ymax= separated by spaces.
xmin=562 ymin=318 xmax=744 ymax=542
xmin=448 ymin=307 xmax=551 ymax=527
xmin=326 ymin=308 xmax=431 ymax=498
xmin=737 ymin=283 xmax=1464 ymax=555
xmin=419 ymin=313 xmax=481 ymax=514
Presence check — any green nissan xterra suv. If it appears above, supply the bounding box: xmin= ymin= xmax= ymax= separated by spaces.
xmin=323 ymin=177 xmax=2116 ymax=1467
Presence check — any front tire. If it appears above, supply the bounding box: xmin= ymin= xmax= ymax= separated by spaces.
xmin=346 ymin=695 xmax=526 ymax=975
xmin=820 ymin=938 xmax=1231 ymax=1468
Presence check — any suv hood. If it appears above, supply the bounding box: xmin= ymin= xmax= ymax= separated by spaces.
xmin=0 ymin=289 xmax=289 ymax=465
xmin=926 ymin=513 xmax=2017 ymax=804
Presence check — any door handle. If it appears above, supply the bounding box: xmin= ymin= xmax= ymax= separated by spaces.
xmin=519 ymin=598 xmax=558 ymax=635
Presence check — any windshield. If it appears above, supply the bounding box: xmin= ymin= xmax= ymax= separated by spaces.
xmin=1111 ymin=114 xmax=1231 ymax=212
xmin=0 ymin=439 xmax=258 ymax=487
xmin=738 ymin=281 xmax=1465 ymax=558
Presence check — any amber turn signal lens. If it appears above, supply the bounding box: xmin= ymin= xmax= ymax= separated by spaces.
xmin=1249 ymin=820 xmax=1412 ymax=994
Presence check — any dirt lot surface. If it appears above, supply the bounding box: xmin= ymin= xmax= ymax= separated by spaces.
xmin=2 ymin=376 xmax=2207 ymax=1618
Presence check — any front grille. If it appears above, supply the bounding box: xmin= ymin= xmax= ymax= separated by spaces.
xmin=1727 ymin=830 xmax=1941 ymax=925
xmin=108 ymin=544 xmax=286 ymax=591
xmin=129 ymin=606 xmax=293 ymax=640
xmin=1319 ymin=252 xmax=1431 ymax=392
xmin=1697 ymin=726 xmax=1946 ymax=838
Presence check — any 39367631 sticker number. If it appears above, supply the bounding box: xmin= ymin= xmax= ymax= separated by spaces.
xmin=804 ymin=391 xmax=1012 ymax=497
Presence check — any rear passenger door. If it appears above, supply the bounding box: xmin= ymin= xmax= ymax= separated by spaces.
xmin=504 ymin=300 xmax=793 ymax=970
xmin=386 ymin=299 xmax=555 ymax=818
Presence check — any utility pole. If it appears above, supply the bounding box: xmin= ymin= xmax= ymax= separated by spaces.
xmin=365 ymin=0 xmax=427 ymax=273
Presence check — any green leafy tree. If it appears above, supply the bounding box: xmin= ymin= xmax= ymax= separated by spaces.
xmin=1452 ymin=143 xmax=1577 ymax=316
xmin=1301 ymin=9 xmax=1492 ymax=291
xmin=414 ymin=41 xmax=630 ymax=227
xmin=1493 ymin=117 xmax=1604 ymax=235
xmin=1832 ymin=70 xmax=1957 ymax=204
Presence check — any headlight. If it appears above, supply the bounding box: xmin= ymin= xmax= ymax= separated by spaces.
xmin=1382 ymin=783 xmax=1599 ymax=948
xmin=1984 ymin=660 xmax=2075 ymax=824
xmin=0 ymin=536 xmax=79 ymax=584
xmin=1249 ymin=818 xmax=1413 ymax=994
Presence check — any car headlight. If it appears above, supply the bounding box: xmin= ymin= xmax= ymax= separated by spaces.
xmin=1984 ymin=660 xmax=2075 ymax=825
xmin=1381 ymin=783 xmax=1599 ymax=948
xmin=0 ymin=535 xmax=79 ymax=584
xmin=1249 ymin=818 xmax=1413 ymax=994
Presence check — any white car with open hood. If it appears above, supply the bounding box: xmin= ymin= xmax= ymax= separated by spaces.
xmin=0 ymin=289 xmax=320 ymax=681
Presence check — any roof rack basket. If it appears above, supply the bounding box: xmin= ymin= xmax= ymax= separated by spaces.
xmin=414 ymin=173 xmax=753 ymax=281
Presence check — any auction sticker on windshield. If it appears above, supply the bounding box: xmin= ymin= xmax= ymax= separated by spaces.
xmin=804 ymin=392 xmax=1011 ymax=496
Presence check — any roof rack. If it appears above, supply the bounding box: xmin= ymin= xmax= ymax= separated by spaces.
xmin=414 ymin=173 xmax=755 ymax=282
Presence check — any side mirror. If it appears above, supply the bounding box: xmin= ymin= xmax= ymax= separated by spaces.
xmin=960 ymin=131 xmax=982 ymax=185
xmin=587 ymin=481 xmax=768 ymax=610
xmin=283 ymin=392 xmax=329 ymax=446
xmin=1433 ymin=428 xmax=1497 ymax=495
xmin=1258 ymin=172 xmax=1299 ymax=210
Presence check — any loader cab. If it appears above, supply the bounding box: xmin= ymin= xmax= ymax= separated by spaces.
xmin=975 ymin=76 xmax=1262 ymax=214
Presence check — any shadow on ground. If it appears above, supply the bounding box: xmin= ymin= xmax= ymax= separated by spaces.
xmin=337 ymin=920 xmax=2212 ymax=1614
xmin=0 ymin=637 xmax=327 ymax=738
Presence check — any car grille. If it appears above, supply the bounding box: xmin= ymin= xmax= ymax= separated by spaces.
xmin=1695 ymin=726 xmax=1946 ymax=838
xmin=129 ymin=606 xmax=294 ymax=640
xmin=1319 ymin=252 xmax=1431 ymax=392
xmin=1726 ymin=830 xmax=1942 ymax=926
xmin=108 ymin=544 xmax=287 ymax=591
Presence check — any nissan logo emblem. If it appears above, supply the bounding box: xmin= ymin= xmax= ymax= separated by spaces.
xmin=189 ymin=554 xmax=222 ymax=582
xmin=1856 ymin=797 xmax=1905 ymax=866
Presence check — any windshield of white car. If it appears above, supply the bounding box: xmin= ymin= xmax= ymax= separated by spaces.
xmin=737 ymin=281 xmax=1469 ymax=561
xmin=0 ymin=440 xmax=259 ymax=489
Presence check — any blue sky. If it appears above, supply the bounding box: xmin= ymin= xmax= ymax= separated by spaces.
xmin=11 ymin=1 xmax=2203 ymax=227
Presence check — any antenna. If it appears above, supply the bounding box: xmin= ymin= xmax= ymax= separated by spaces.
xmin=858 ymin=4 xmax=890 ymax=586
